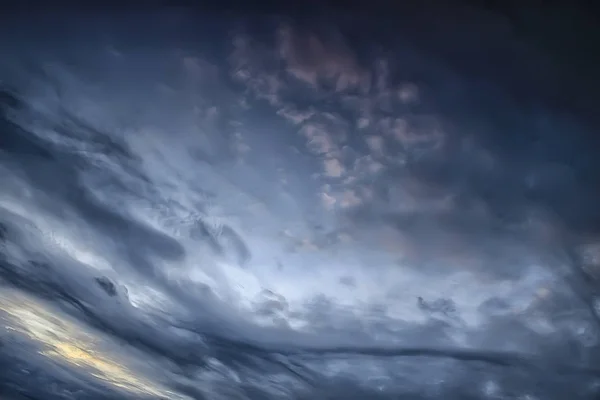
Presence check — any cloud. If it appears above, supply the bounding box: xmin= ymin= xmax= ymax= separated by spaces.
xmin=1 ymin=9 xmax=600 ymax=400
xmin=277 ymin=24 xmax=370 ymax=92
xmin=0 ymin=290 xmax=186 ymax=399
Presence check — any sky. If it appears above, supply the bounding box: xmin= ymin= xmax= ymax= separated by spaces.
xmin=1 ymin=3 xmax=600 ymax=399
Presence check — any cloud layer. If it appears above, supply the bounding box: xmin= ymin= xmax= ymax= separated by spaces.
xmin=1 ymin=7 xmax=600 ymax=400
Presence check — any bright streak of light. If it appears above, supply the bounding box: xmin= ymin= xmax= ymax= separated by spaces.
xmin=0 ymin=289 xmax=190 ymax=400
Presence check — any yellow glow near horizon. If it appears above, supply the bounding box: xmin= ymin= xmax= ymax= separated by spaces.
xmin=0 ymin=290 xmax=189 ymax=400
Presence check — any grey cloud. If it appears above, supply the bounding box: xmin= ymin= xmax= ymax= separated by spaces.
xmin=1 ymin=8 xmax=600 ymax=400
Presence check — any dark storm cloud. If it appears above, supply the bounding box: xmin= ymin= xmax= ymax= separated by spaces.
xmin=233 ymin=15 xmax=600 ymax=289
xmin=0 ymin=85 xmax=215 ymax=386
xmin=1 ymin=5 xmax=600 ymax=400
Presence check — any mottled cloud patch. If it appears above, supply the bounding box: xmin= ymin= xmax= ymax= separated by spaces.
xmin=228 ymin=24 xmax=450 ymax=221
xmin=323 ymin=157 xmax=345 ymax=178
xmin=277 ymin=107 xmax=314 ymax=125
xmin=229 ymin=32 xmax=284 ymax=107
xmin=221 ymin=18 xmax=600 ymax=361
xmin=377 ymin=116 xmax=446 ymax=153
xmin=300 ymin=122 xmax=338 ymax=156
xmin=277 ymin=24 xmax=370 ymax=92
xmin=295 ymin=112 xmax=356 ymax=185
xmin=320 ymin=188 xmax=337 ymax=209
